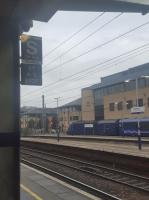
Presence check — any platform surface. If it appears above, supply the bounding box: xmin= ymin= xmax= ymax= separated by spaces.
xmin=23 ymin=134 xmax=149 ymax=142
xmin=21 ymin=164 xmax=101 ymax=200
xmin=22 ymin=137 xmax=149 ymax=158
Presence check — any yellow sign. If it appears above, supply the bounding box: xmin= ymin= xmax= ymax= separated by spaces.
xmin=20 ymin=34 xmax=31 ymax=43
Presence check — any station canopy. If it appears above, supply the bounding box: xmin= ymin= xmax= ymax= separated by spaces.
xmin=0 ymin=0 xmax=149 ymax=22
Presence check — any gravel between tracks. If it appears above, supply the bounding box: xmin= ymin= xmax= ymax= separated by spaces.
xmin=22 ymin=153 xmax=149 ymax=200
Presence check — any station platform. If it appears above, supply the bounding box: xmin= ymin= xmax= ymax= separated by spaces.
xmin=21 ymin=164 xmax=101 ymax=200
xmin=22 ymin=137 xmax=149 ymax=158
xmin=23 ymin=134 xmax=149 ymax=143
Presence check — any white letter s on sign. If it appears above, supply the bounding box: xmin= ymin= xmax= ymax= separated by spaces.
xmin=26 ymin=41 xmax=38 ymax=56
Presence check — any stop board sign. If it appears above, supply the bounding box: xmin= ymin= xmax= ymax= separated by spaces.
xmin=20 ymin=34 xmax=42 ymax=86
xmin=21 ymin=63 xmax=42 ymax=85
xmin=21 ymin=34 xmax=42 ymax=63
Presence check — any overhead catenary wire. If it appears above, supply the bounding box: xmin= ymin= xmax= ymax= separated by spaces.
xmin=22 ymin=83 xmax=91 ymax=104
xmin=43 ymin=12 xmax=122 ymax=71
xmin=22 ymin=44 xmax=149 ymax=101
xmin=22 ymin=45 xmax=149 ymax=105
xmin=43 ymin=19 xmax=149 ymax=74
xmin=68 ymin=49 xmax=149 ymax=86
xmin=69 ymin=45 xmax=149 ymax=82
xmin=22 ymin=55 xmax=149 ymax=111
xmin=22 ymin=43 xmax=149 ymax=103
xmin=22 ymin=17 xmax=149 ymax=100
xmin=43 ymin=12 xmax=105 ymax=59
xmin=23 ymin=54 xmax=149 ymax=108
xmin=23 ymin=94 xmax=81 ymax=109
xmin=22 ymin=41 xmax=149 ymax=98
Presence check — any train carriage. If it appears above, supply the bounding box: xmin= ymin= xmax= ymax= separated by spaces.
xmin=119 ymin=118 xmax=149 ymax=137
xmin=67 ymin=118 xmax=149 ymax=137
xmin=94 ymin=120 xmax=119 ymax=136
xmin=67 ymin=121 xmax=84 ymax=135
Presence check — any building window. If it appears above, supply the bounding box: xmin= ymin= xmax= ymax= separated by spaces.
xmin=126 ymin=100 xmax=133 ymax=110
xmin=117 ymin=102 xmax=123 ymax=110
xmin=75 ymin=106 xmax=81 ymax=111
xmin=73 ymin=116 xmax=79 ymax=120
xmin=70 ymin=116 xmax=72 ymax=121
xmin=138 ymin=98 xmax=143 ymax=107
xmin=109 ymin=103 xmax=115 ymax=111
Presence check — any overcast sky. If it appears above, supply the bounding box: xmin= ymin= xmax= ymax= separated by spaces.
xmin=21 ymin=11 xmax=149 ymax=108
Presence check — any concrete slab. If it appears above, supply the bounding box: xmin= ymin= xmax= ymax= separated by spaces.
xmin=21 ymin=164 xmax=101 ymax=200
xmin=21 ymin=189 xmax=34 ymax=200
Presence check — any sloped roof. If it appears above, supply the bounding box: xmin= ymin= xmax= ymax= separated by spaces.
xmin=83 ymin=62 xmax=149 ymax=91
xmin=21 ymin=106 xmax=57 ymax=115
xmin=60 ymin=98 xmax=81 ymax=108
xmin=100 ymin=62 xmax=149 ymax=88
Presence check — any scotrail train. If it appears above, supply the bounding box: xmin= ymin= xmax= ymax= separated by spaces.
xmin=67 ymin=118 xmax=149 ymax=137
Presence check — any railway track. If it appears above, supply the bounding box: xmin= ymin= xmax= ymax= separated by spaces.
xmin=22 ymin=158 xmax=121 ymax=200
xmin=21 ymin=147 xmax=149 ymax=200
xmin=21 ymin=147 xmax=149 ymax=193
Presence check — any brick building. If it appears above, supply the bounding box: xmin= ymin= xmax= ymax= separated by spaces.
xmin=58 ymin=99 xmax=81 ymax=133
xmin=81 ymin=88 xmax=95 ymax=122
xmin=21 ymin=107 xmax=57 ymax=133
xmin=82 ymin=63 xmax=149 ymax=121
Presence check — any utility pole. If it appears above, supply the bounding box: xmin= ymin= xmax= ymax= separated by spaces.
xmin=135 ymin=78 xmax=142 ymax=150
xmin=45 ymin=103 xmax=47 ymax=133
xmin=54 ymin=97 xmax=60 ymax=142
xmin=42 ymin=95 xmax=45 ymax=134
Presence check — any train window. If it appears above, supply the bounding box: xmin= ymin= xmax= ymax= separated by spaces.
xmin=123 ymin=122 xmax=137 ymax=129
xmin=126 ymin=100 xmax=133 ymax=110
xmin=117 ymin=101 xmax=123 ymax=110
xmin=109 ymin=103 xmax=115 ymax=111
xmin=138 ymin=98 xmax=143 ymax=106
xmin=140 ymin=121 xmax=149 ymax=130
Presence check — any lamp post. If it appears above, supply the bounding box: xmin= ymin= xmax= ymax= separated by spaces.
xmin=42 ymin=95 xmax=45 ymax=134
xmin=125 ymin=76 xmax=149 ymax=150
xmin=54 ymin=97 xmax=60 ymax=142
xmin=125 ymin=78 xmax=142 ymax=150
xmin=135 ymin=76 xmax=149 ymax=150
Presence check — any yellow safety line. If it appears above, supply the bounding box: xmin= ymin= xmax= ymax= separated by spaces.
xmin=20 ymin=184 xmax=43 ymax=200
